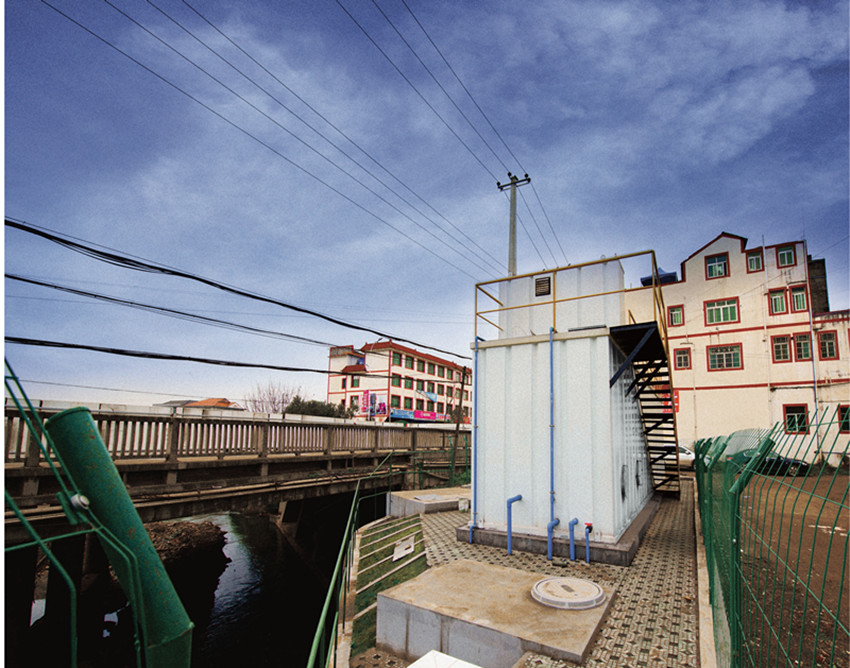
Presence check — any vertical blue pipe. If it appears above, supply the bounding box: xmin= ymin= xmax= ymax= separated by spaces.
xmin=569 ymin=517 xmax=579 ymax=561
xmin=506 ymin=495 xmax=522 ymax=554
xmin=585 ymin=523 xmax=593 ymax=563
xmin=547 ymin=327 xmax=559 ymax=560
xmin=469 ymin=337 xmax=483 ymax=543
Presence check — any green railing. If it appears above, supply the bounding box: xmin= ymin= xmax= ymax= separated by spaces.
xmin=695 ymin=408 xmax=849 ymax=668
xmin=306 ymin=453 xmax=398 ymax=668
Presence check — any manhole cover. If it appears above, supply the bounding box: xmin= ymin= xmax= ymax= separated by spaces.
xmin=531 ymin=577 xmax=606 ymax=610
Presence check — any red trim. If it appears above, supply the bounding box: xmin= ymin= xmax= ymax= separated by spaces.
xmin=706 ymin=342 xmax=743 ymax=371
xmin=746 ymin=249 xmax=764 ymax=273
xmin=775 ymin=244 xmax=798 ymax=268
xmin=668 ymin=321 xmax=814 ymax=341
xmin=704 ymin=297 xmax=741 ymax=327
xmin=783 ymin=403 xmax=809 ymax=434
xmin=818 ymin=330 xmax=840 ymax=360
xmin=667 ymin=304 xmax=685 ymax=328
xmin=705 ymin=252 xmax=729 ymax=280
xmin=673 ymin=378 xmax=849 ymax=392
xmin=768 ymin=288 xmax=788 ymax=315
xmin=789 ymin=284 xmax=808 ymax=313
xmin=771 ymin=335 xmax=792 ymax=363
xmin=673 ymin=347 xmax=691 ymax=370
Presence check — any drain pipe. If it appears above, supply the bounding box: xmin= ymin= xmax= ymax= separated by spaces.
xmin=547 ymin=327 xmax=560 ymax=560
xmin=469 ymin=337 xmax=483 ymax=544
xmin=44 ymin=407 xmax=193 ymax=667
xmin=569 ymin=517 xmax=580 ymax=561
xmin=584 ymin=523 xmax=593 ymax=564
xmin=507 ymin=495 xmax=522 ymax=555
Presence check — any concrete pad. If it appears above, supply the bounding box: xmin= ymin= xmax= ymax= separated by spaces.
xmin=388 ymin=486 xmax=471 ymax=517
xmin=377 ymin=559 xmax=615 ymax=667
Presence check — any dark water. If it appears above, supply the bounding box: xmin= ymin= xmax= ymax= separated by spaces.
xmin=189 ymin=512 xmax=329 ymax=667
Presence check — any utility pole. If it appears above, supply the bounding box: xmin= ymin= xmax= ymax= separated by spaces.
xmin=496 ymin=172 xmax=531 ymax=276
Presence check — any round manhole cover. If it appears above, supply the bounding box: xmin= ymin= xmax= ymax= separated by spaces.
xmin=531 ymin=577 xmax=606 ymax=610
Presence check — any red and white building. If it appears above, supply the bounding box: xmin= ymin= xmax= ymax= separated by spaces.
xmin=327 ymin=342 xmax=470 ymax=423
xmin=626 ymin=232 xmax=848 ymax=456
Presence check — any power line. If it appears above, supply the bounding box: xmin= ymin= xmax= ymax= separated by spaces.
xmin=6 ymin=218 xmax=472 ymax=360
xmin=39 ymin=1 xmax=481 ymax=282
xmin=5 ymin=336 xmax=390 ymax=378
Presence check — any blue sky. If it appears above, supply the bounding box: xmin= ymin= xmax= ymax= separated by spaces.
xmin=5 ymin=0 xmax=849 ymax=407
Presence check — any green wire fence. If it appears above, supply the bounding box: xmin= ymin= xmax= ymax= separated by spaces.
xmin=695 ymin=407 xmax=849 ymax=668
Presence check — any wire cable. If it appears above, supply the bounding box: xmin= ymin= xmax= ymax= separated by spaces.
xmin=6 ymin=218 xmax=471 ymax=360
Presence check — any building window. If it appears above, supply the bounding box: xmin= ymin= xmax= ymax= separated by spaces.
xmin=404 ymin=377 xmax=413 ymax=389
xmin=705 ymin=298 xmax=739 ymax=325
xmin=437 ymin=402 xmax=444 ymax=413
xmin=390 ymin=395 xmax=400 ymax=409
xmin=437 ymin=384 xmax=444 ymax=395
xmin=819 ymin=331 xmax=838 ymax=360
xmin=416 ymin=399 xmax=424 ymax=410
xmin=839 ymin=405 xmax=850 ymax=434
xmin=351 ymin=396 xmax=359 ymax=411
xmin=427 ymin=381 xmax=435 ymax=393
xmin=794 ymin=334 xmax=811 ymax=361
xmin=427 ymin=363 xmax=435 ymax=375
xmin=416 ymin=379 xmax=424 ymax=391
xmin=772 ymin=335 xmax=791 ymax=363
xmin=417 ymin=359 xmax=425 ymax=372
xmin=405 ymin=356 xmax=414 ymax=369
xmin=446 ymin=369 xmax=453 ymax=381
xmin=427 ymin=400 xmax=435 ymax=411
xmin=341 ymin=378 xmax=346 ymax=389
xmin=783 ymin=405 xmax=808 ymax=434
xmin=769 ymin=289 xmax=787 ymax=315
xmin=391 ymin=374 xmax=401 ymax=387
xmin=674 ymin=348 xmax=691 ymax=370
xmin=706 ymin=253 xmax=728 ymax=279
xmin=668 ymin=305 xmax=684 ymax=327
xmin=535 ymin=275 xmax=552 ymax=296
xmin=392 ymin=352 xmax=402 ymax=365
xmin=747 ymin=250 xmax=763 ymax=273
xmin=351 ymin=377 xmax=360 ymax=388
xmin=340 ymin=399 xmax=345 ymax=408
xmin=708 ymin=344 xmax=742 ymax=370
xmin=404 ymin=397 xmax=413 ymax=410
xmin=790 ymin=286 xmax=807 ymax=312
xmin=437 ymin=366 xmax=445 ymax=378
xmin=777 ymin=245 xmax=796 ymax=267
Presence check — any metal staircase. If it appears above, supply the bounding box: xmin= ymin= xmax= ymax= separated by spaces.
xmin=609 ymin=322 xmax=681 ymax=496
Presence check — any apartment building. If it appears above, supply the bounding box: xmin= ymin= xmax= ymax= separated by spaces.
xmin=626 ymin=232 xmax=848 ymax=453
xmin=327 ymin=341 xmax=470 ymax=423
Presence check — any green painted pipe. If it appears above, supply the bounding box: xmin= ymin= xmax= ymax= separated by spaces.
xmin=44 ymin=407 xmax=193 ymax=667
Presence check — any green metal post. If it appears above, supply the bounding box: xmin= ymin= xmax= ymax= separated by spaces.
xmin=44 ymin=407 xmax=193 ymax=668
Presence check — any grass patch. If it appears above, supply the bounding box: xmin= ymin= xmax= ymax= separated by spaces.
xmin=350 ymin=607 xmax=377 ymax=658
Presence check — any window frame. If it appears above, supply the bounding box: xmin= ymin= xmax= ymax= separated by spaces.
xmin=391 ymin=374 xmax=401 ymax=387
xmin=818 ymin=330 xmax=839 ymax=360
xmin=404 ymin=356 xmax=415 ymax=369
xmin=768 ymin=289 xmax=787 ymax=316
xmin=351 ymin=376 xmax=360 ymax=388
xmin=776 ymin=245 xmax=797 ymax=268
xmin=771 ymin=335 xmax=791 ymax=363
xmin=415 ymin=399 xmax=424 ymax=410
xmin=668 ymin=304 xmax=684 ymax=328
xmin=427 ymin=362 xmax=436 ymax=375
xmin=783 ymin=404 xmax=808 ymax=434
xmin=747 ymin=250 xmax=764 ymax=273
xmin=674 ymin=348 xmax=691 ymax=370
xmin=403 ymin=377 xmax=413 ymax=389
xmin=790 ymin=285 xmax=808 ymax=313
xmin=794 ymin=333 xmax=811 ymax=361
xmin=839 ymin=405 xmax=850 ymax=434
xmin=704 ymin=298 xmax=740 ymax=326
xmin=403 ymin=397 xmax=413 ymax=410
xmin=707 ymin=343 xmax=743 ymax=371
xmin=705 ymin=253 xmax=729 ymax=279
xmin=390 ymin=395 xmax=400 ymax=409
xmin=416 ymin=359 xmax=425 ymax=372
xmin=392 ymin=352 xmax=402 ymax=366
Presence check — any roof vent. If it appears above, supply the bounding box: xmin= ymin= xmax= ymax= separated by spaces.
xmin=535 ymin=276 xmax=551 ymax=297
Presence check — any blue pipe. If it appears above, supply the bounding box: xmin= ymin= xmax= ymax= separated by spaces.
xmin=506 ymin=495 xmax=522 ymax=554
xmin=549 ymin=327 xmax=556 ymax=531
xmin=469 ymin=337 xmax=483 ymax=544
xmin=569 ymin=517 xmax=579 ymax=561
xmin=585 ymin=523 xmax=593 ymax=564
xmin=547 ymin=518 xmax=560 ymax=560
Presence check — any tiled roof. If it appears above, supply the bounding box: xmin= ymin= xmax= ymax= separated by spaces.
xmin=340 ymin=364 xmax=367 ymax=374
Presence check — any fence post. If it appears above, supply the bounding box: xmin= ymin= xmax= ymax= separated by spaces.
xmin=166 ymin=414 xmax=181 ymax=463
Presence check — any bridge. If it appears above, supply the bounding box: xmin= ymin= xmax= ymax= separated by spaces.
xmin=4 ymin=401 xmax=471 ymax=545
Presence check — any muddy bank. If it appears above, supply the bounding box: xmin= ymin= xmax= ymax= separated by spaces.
xmin=146 ymin=519 xmax=228 ymax=566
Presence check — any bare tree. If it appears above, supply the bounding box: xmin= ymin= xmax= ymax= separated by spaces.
xmin=244 ymin=381 xmax=302 ymax=414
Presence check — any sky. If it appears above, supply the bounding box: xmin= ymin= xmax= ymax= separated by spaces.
xmin=5 ymin=0 xmax=849 ymax=408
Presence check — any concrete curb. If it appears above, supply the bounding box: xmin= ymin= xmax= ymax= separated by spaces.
xmin=693 ymin=482 xmax=718 ymax=668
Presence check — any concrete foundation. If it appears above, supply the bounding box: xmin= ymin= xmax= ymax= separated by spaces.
xmin=376 ymin=559 xmax=615 ymax=667
xmin=388 ymin=487 xmax=471 ymax=517
xmin=459 ymin=493 xmax=660 ymax=566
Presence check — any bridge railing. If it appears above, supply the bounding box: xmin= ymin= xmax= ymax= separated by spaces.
xmin=4 ymin=401 xmax=469 ymax=464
